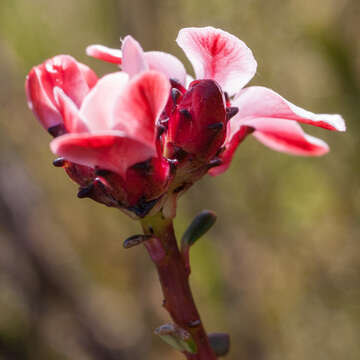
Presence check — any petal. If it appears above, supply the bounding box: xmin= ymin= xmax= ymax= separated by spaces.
xmin=185 ymin=74 xmax=195 ymax=88
xmin=233 ymin=86 xmax=346 ymax=131
xmin=112 ymin=70 xmax=171 ymax=147
xmin=26 ymin=67 xmax=63 ymax=130
xmin=86 ymin=44 xmax=123 ymax=64
xmin=44 ymin=55 xmax=94 ymax=108
xmin=53 ymin=87 xmax=88 ymax=133
xmin=80 ymin=72 xmax=129 ymax=132
xmin=144 ymin=51 xmax=186 ymax=85
xmin=78 ymin=62 xmax=98 ymax=88
xmin=50 ymin=131 xmax=156 ymax=177
xmin=176 ymin=27 xmax=257 ymax=95
xmin=208 ymin=125 xmax=252 ymax=176
xmin=246 ymin=118 xmax=329 ymax=156
xmin=121 ymin=35 xmax=148 ymax=77
xmin=26 ymin=55 xmax=98 ymax=132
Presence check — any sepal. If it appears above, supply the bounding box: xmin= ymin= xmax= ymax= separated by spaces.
xmin=181 ymin=210 xmax=217 ymax=275
xmin=167 ymin=79 xmax=226 ymax=160
xmin=208 ymin=333 xmax=230 ymax=357
xmin=154 ymin=323 xmax=197 ymax=354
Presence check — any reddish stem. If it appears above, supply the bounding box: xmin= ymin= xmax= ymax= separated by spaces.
xmin=141 ymin=214 xmax=217 ymax=360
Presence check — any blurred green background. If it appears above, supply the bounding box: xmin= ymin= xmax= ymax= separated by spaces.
xmin=0 ymin=0 xmax=359 ymax=359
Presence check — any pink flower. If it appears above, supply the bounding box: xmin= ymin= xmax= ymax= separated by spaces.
xmin=26 ymin=56 xmax=172 ymax=217
xmin=88 ymin=27 xmax=345 ymax=173
xmin=26 ymin=55 xmax=98 ymax=136
xmin=26 ymin=27 xmax=345 ymax=218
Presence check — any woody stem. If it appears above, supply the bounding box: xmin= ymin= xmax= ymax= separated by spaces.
xmin=141 ymin=213 xmax=217 ymax=360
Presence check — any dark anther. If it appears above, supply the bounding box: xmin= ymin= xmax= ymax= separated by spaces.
xmin=48 ymin=124 xmax=66 ymax=137
xmin=166 ymin=158 xmax=178 ymax=172
xmin=170 ymin=78 xmax=181 ymax=87
xmin=208 ymin=122 xmax=224 ymax=131
xmin=207 ymin=158 xmax=223 ymax=169
xmin=215 ymin=146 xmax=225 ymax=157
xmin=131 ymin=159 xmax=152 ymax=173
xmin=246 ymin=126 xmax=255 ymax=134
xmin=95 ymin=168 xmax=111 ymax=176
xmin=179 ymin=109 xmax=191 ymax=119
xmin=173 ymin=184 xmax=186 ymax=194
xmin=224 ymin=92 xmax=230 ymax=103
xmin=128 ymin=196 xmax=160 ymax=218
xmin=77 ymin=183 xmax=94 ymax=198
xmin=123 ymin=234 xmax=152 ymax=249
xmin=171 ymin=88 xmax=182 ymax=104
xmin=53 ymin=157 xmax=66 ymax=167
xmin=157 ymin=124 xmax=167 ymax=137
xmin=188 ymin=320 xmax=201 ymax=328
xmin=94 ymin=177 xmax=106 ymax=190
xmin=226 ymin=106 xmax=239 ymax=120
xmin=160 ymin=117 xmax=169 ymax=125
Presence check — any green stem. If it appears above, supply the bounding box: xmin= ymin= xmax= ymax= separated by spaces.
xmin=141 ymin=213 xmax=217 ymax=360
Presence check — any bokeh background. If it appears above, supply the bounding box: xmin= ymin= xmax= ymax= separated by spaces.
xmin=0 ymin=0 xmax=359 ymax=359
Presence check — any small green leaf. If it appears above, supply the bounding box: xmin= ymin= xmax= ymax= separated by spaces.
xmin=154 ymin=323 xmax=197 ymax=354
xmin=181 ymin=210 xmax=217 ymax=249
xmin=123 ymin=234 xmax=151 ymax=249
xmin=208 ymin=333 xmax=230 ymax=357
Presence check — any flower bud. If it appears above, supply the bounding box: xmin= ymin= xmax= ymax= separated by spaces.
xmin=25 ymin=55 xmax=97 ymax=135
xmin=167 ymin=79 xmax=226 ymax=160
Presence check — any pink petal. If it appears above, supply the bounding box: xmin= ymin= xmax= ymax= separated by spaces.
xmin=26 ymin=56 xmax=98 ymax=132
xmin=210 ymin=117 xmax=330 ymax=176
xmin=26 ymin=67 xmax=63 ymax=130
xmin=86 ymin=44 xmax=123 ymax=64
xmin=53 ymin=87 xmax=88 ymax=133
xmin=44 ymin=55 xmax=93 ymax=108
xmin=121 ymin=36 xmax=148 ymax=77
xmin=80 ymin=72 xmax=129 ymax=132
xmin=208 ymin=125 xmax=252 ymax=176
xmin=233 ymin=86 xmax=346 ymax=131
xmin=50 ymin=131 xmax=156 ymax=177
xmin=112 ymin=71 xmax=171 ymax=147
xmin=144 ymin=51 xmax=186 ymax=85
xmin=176 ymin=27 xmax=257 ymax=95
xmin=185 ymin=74 xmax=195 ymax=88
xmin=246 ymin=118 xmax=329 ymax=156
xmin=78 ymin=63 xmax=98 ymax=88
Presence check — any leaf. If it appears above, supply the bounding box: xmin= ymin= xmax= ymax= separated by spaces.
xmin=181 ymin=210 xmax=217 ymax=249
xmin=154 ymin=323 xmax=197 ymax=354
xmin=208 ymin=333 xmax=230 ymax=357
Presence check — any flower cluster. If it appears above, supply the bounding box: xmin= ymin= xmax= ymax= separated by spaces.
xmin=26 ymin=27 xmax=345 ymax=218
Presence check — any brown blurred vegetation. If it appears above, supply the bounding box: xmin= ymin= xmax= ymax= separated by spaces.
xmin=0 ymin=0 xmax=359 ymax=359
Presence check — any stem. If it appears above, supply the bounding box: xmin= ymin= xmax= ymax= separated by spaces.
xmin=141 ymin=213 xmax=217 ymax=360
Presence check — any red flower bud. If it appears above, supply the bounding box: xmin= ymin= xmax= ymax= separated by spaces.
xmin=25 ymin=55 xmax=97 ymax=135
xmin=167 ymin=79 xmax=227 ymax=160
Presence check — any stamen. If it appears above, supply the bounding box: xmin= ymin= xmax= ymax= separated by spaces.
xmin=157 ymin=124 xmax=167 ymax=137
xmin=48 ymin=124 xmax=66 ymax=137
xmin=95 ymin=168 xmax=112 ymax=176
xmin=179 ymin=109 xmax=191 ymax=119
xmin=132 ymin=159 xmax=152 ymax=173
xmin=226 ymin=106 xmax=239 ymax=120
xmin=52 ymin=157 xmax=66 ymax=167
xmin=77 ymin=183 xmax=94 ymax=198
xmin=208 ymin=122 xmax=224 ymax=130
xmin=207 ymin=158 xmax=223 ymax=169
xmin=171 ymin=88 xmax=182 ymax=104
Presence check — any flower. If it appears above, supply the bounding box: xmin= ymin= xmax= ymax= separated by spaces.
xmin=26 ymin=27 xmax=345 ymax=218
xmin=87 ymin=27 xmax=345 ymax=173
